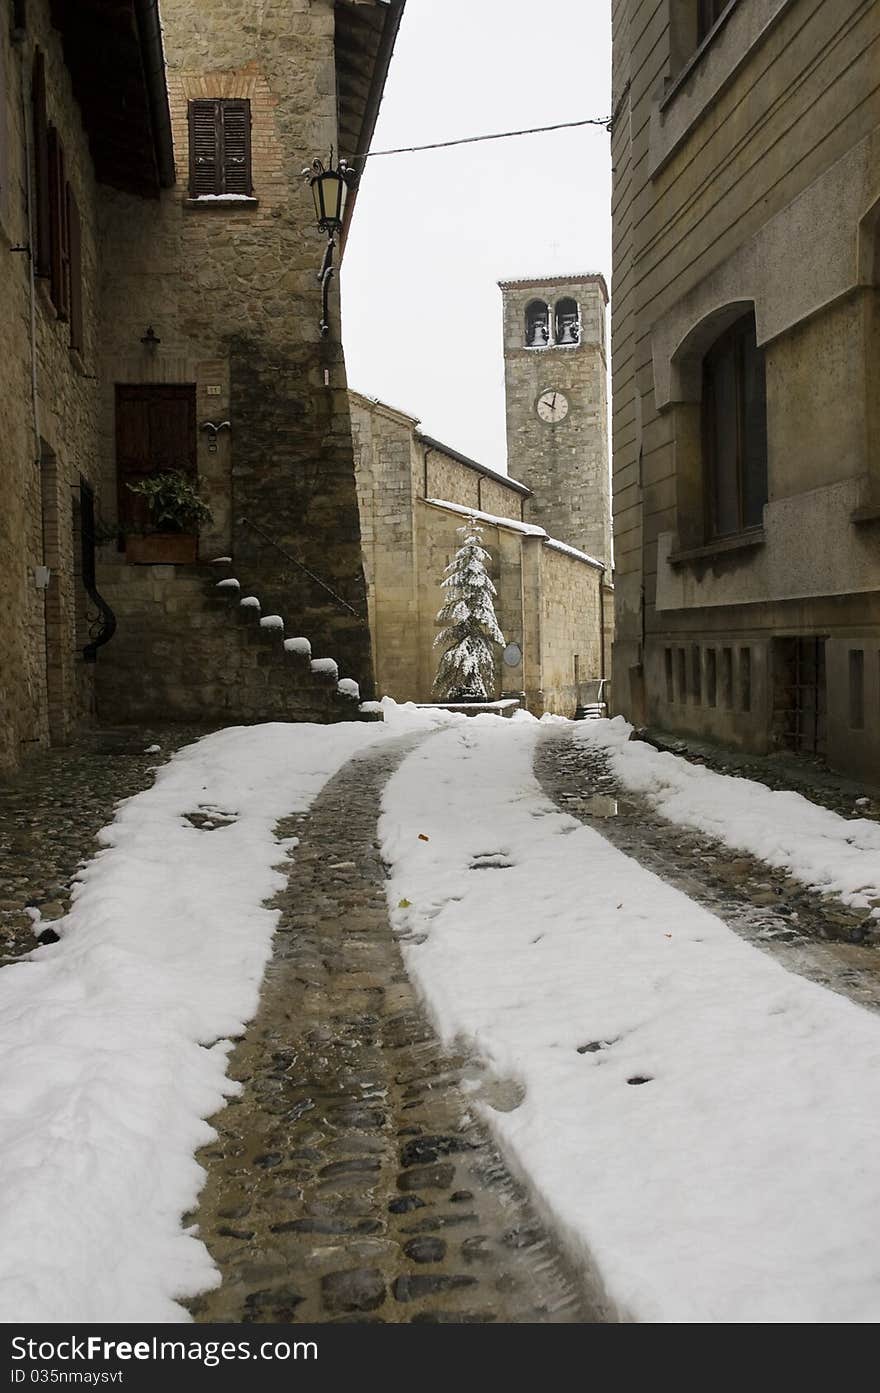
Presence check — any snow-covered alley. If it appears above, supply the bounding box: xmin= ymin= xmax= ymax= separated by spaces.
xmin=3 ymin=706 xmax=880 ymax=1324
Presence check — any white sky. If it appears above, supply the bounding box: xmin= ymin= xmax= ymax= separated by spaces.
xmin=341 ymin=0 xmax=612 ymax=475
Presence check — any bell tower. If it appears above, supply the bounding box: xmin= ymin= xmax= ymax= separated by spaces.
xmin=499 ymin=274 xmax=610 ymax=566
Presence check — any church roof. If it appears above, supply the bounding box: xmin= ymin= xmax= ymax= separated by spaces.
xmin=416 ymin=434 xmax=531 ymax=497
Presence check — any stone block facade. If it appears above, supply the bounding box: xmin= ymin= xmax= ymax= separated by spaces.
xmin=0 ymin=4 xmax=103 ymax=774
xmin=500 ymin=275 xmax=611 ymax=568
xmin=95 ymin=561 xmax=366 ymax=724
xmin=611 ymin=0 xmax=880 ymax=778
xmin=350 ymin=392 xmax=609 ymax=715
xmin=1 ymin=0 xmax=401 ymax=774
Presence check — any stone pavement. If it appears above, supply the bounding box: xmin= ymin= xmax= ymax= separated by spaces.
xmin=536 ymin=729 xmax=880 ymax=1015
xmin=187 ymin=733 xmax=594 ymax=1324
xmin=0 ymin=725 xmax=216 ymax=964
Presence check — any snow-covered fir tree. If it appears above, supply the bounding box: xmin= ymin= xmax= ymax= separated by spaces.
xmin=433 ymin=524 xmax=505 ymax=701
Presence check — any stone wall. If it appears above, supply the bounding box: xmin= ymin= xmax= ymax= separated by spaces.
xmin=94 ymin=561 xmax=366 ymax=725
xmin=0 ymin=4 xmax=102 ymax=774
xmin=611 ymin=0 xmax=880 ymax=777
xmin=537 ymin=544 xmax=606 ymax=717
xmin=350 ymin=397 xmax=422 ymax=700
xmin=96 ymin=0 xmax=375 ymax=702
xmin=351 ymin=391 xmax=606 ymax=713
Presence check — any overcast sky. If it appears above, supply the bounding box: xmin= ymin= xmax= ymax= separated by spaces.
xmin=340 ymin=0 xmax=612 ymax=475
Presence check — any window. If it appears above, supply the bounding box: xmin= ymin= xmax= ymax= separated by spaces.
xmin=524 ymin=299 xmax=550 ymax=348
xmin=677 ymin=648 xmax=687 ymax=703
xmin=698 ymin=0 xmax=729 ymax=44
xmin=738 ymin=646 xmax=751 ymax=713
xmin=720 ymin=647 xmax=733 ymax=709
xmin=705 ymin=648 xmax=717 ymax=708
xmin=691 ymin=645 xmax=701 ymax=704
xmin=31 ymin=49 xmax=50 ymax=277
xmin=47 ymin=125 xmax=69 ymax=318
xmin=849 ymin=650 xmax=865 ymax=730
xmin=188 ymin=99 xmax=252 ymax=197
xmin=67 ymin=187 xmax=83 ymax=352
xmin=702 ymin=311 xmax=768 ymax=540
xmin=555 ymin=297 xmax=579 ymax=345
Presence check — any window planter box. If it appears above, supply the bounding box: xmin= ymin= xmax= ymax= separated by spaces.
xmin=126 ymin=534 xmax=198 ymax=565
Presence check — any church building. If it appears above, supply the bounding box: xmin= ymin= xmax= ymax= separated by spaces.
xmin=351 ymin=272 xmax=613 ymax=716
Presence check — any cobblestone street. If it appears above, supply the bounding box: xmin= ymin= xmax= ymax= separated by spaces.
xmin=536 ymin=729 xmax=880 ymax=1015
xmin=186 ymin=734 xmax=592 ymax=1324
xmin=0 ymin=726 xmax=217 ymax=964
xmin=6 ymin=720 xmax=880 ymax=1322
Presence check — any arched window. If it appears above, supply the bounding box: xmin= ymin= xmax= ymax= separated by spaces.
xmin=555 ymin=298 xmax=579 ymax=345
xmin=702 ymin=311 xmax=767 ymax=539
xmin=524 ymin=300 xmax=550 ymax=348
xmin=698 ymin=0 xmax=728 ymax=44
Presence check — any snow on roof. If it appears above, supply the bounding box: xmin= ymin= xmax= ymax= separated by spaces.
xmin=544 ymin=537 xmax=607 ymax=571
xmin=348 ymin=389 xmax=422 ymax=428
xmin=425 ymin=499 xmax=606 ymax=570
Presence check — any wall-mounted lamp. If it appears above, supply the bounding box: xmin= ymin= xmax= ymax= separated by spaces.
xmin=201 ymin=420 xmax=231 ymax=453
xmin=302 ymin=149 xmax=359 ymax=337
xmin=140 ymin=325 xmax=161 ymax=350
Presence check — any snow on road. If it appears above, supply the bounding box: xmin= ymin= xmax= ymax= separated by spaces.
xmin=0 ymin=708 xmax=444 ymax=1323
xmin=380 ymin=716 xmax=880 ymax=1323
xmin=577 ymin=717 xmax=880 ymax=913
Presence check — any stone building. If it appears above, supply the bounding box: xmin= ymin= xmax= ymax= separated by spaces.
xmin=0 ymin=0 xmax=401 ymax=776
xmin=500 ymin=274 xmax=611 ymax=569
xmin=350 ymin=391 xmax=613 ymax=715
xmin=611 ymin=0 xmax=880 ymax=778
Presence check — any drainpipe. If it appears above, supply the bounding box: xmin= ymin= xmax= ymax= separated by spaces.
xmin=599 ymin=568 xmax=606 ymax=681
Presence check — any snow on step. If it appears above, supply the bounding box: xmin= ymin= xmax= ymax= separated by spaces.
xmin=209 ymin=556 xmax=232 ymax=564
xmin=239 ymin=596 xmax=260 ymax=610
xmin=310 ymin=658 xmax=338 ymax=678
xmin=259 ymin=615 xmax=284 ymax=631
xmin=283 ymin=637 xmax=311 ymax=657
xmin=215 ymin=578 xmax=240 ymax=590
xmin=337 ymin=677 xmax=360 ymax=699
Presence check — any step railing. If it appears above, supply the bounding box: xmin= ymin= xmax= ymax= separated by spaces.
xmin=236 ymin=517 xmax=367 ymax=625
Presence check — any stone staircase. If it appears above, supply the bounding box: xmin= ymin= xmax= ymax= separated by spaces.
xmin=94 ymin=557 xmax=382 ymax=726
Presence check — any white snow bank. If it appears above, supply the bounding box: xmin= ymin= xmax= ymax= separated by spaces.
xmin=577 ymin=718 xmax=880 ymax=913
xmin=0 ymin=711 xmax=441 ymax=1323
xmin=337 ymin=678 xmax=360 ymax=699
xmin=379 ymin=720 xmax=880 ymax=1323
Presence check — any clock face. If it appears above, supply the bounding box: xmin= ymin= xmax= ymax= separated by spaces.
xmin=536 ymin=389 xmax=569 ymax=424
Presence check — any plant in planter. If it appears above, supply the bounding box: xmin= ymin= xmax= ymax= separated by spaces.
xmin=125 ymin=471 xmax=213 ymax=564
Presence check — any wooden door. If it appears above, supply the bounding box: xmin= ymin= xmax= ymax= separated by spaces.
xmin=115 ymin=384 xmax=197 ymax=536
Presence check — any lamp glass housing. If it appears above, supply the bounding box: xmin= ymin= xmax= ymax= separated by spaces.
xmin=311 ymin=168 xmax=347 ymax=233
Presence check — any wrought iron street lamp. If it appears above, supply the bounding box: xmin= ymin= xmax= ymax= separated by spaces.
xmin=304 ymin=150 xmax=359 ymax=337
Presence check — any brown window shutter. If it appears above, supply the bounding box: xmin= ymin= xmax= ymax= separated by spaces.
xmin=220 ymin=99 xmax=252 ymax=195
xmin=47 ymin=126 xmax=69 ymax=317
xmin=188 ymin=99 xmax=221 ymax=195
xmin=68 ymin=186 xmax=83 ymax=353
xmin=32 ymin=49 xmax=50 ymax=277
